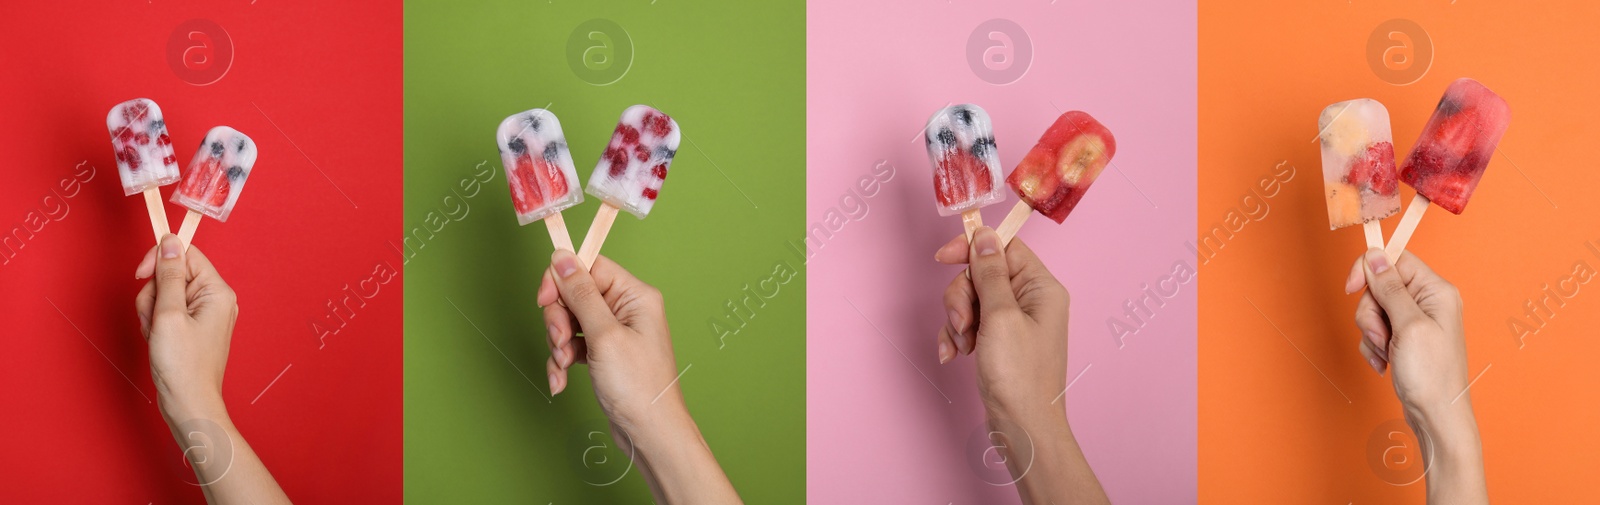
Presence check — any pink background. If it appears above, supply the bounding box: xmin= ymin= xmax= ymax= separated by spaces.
xmin=806 ymin=1 xmax=1196 ymax=503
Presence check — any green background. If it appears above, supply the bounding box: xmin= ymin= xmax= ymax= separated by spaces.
xmin=403 ymin=0 xmax=806 ymax=502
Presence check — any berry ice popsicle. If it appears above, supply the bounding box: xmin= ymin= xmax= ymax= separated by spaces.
xmin=995 ymin=111 xmax=1116 ymax=245
xmin=1318 ymin=99 xmax=1400 ymax=248
xmin=1385 ymin=78 xmax=1510 ymax=260
xmin=171 ymin=126 xmax=257 ymax=249
xmin=498 ymin=109 xmax=583 ymax=252
xmin=576 ymin=105 xmax=680 ymax=267
xmin=924 ymin=105 xmax=1005 ymax=230
xmin=108 ymin=98 xmax=180 ymax=242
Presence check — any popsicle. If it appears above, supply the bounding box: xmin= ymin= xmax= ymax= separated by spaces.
xmin=1317 ymin=99 xmax=1401 ymax=249
xmin=108 ymin=98 xmax=181 ymax=243
xmin=576 ymin=105 xmax=680 ymax=268
xmin=924 ymin=104 xmax=1005 ymax=239
xmin=994 ymin=111 xmax=1116 ymax=245
xmin=170 ymin=126 xmax=258 ymax=250
xmin=1385 ymin=78 xmax=1510 ymax=261
xmin=497 ymin=109 xmax=584 ymax=252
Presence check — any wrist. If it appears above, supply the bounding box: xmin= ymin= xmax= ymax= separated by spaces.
xmin=159 ymin=390 xmax=228 ymax=427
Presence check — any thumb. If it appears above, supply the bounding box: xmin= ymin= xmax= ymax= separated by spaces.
xmin=968 ymin=227 xmax=1020 ymax=315
xmin=154 ymin=234 xmax=190 ymax=318
xmin=1360 ymin=248 xmax=1424 ymax=331
xmin=549 ymin=249 xmax=621 ymax=337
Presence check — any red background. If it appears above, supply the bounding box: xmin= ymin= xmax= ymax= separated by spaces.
xmin=0 ymin=0 xmax=402 ymax=502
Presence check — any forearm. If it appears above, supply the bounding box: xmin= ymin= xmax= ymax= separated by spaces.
xmin=1411 ymin=399 xmax=1487 ymax=505
xmin=163 ymin=397 xmax=292 ymax=505
xmin=987 ymin=407 xmax=1109 ymax=505
xmin=626 ymin=404 xmax=741 ymax=504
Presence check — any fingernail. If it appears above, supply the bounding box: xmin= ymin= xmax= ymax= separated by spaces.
xmin=948 ymin=309 xmax=963 ymax=332
xmin=950 ymin=325 xmax=970 ymax=354
xmin=553 ymin=346 xmax=567 ymax=366
xmin=1365 ymin=249 xmax=1389 ymax=274
xmin=160 ymin=235 xmax=181 ymax=259
xmin=938 ymin=340 xmax=953 ymax=364
xmin=973 ymin=229 xmax=1000 ymax=257
xmin=548 ymin=324 xmax=559 ymax=340
xmin=552 ymin=251 xmax=580 ymax=278
xmin=1368 ymin=356 xmax=1384 ymax=375
xmin=549 ymin=373 xmax=561 ymax=395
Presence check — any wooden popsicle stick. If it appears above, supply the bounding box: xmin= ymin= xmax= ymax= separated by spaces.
xmin=1362 ymin=220 xmax=1384 ymax=251
xmin=576 ymin=203 xmax=620 ymax=269
xmin=1384 ymin=193 xmax=1430 ymax=262
xmin=960 ymin=208 xmax=984 ymax=240
xmin=544 ymin=212 xmax=575 ymax=252
xmin=177 ymin=210 xmax=202 ymax=251
xmin=142 ymin=188 xmax=170 ymax=243
xmin=995 ymin=201 xmax=1032 ymax=246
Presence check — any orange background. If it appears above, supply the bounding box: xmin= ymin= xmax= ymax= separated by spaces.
xmin=1200 ymin=0 xmax=1600 ymax=502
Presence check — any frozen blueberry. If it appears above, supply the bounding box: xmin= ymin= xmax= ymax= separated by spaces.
xmin=237 ymin=139 xmax=249 ymax=152
xmin=226 ymin=166 xmax=246 ymax=180
xmin=935 ymin=128 xmax=956 ymax=147
xmin=656 ymin=146 xmax=677 ymax=160
xmin=151 ymin=120 xmax=166 ymax=132
xmin=524 ymin=114 xmax=542 ymax=131
xmin=971 ymin=137 xmax=996 ymax=158
xmin=542 ymin=141 xmax=562 ymax=162
xmin=507 ymin=137 xmax=528 ymax=155
xmin=210 ymin=141 xmax=225 ymax=157
xmin=954 ymin=107 xmax=974 ymax=125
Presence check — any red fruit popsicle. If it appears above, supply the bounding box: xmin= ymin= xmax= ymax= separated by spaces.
xmin=994 ymin=111 xmax=1116 ymax=245
xmin=1385 ymin=78 xmax=1510 ymax=260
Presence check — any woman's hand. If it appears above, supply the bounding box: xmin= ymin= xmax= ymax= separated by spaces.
xmin=134 ymin=235 xmax=238 ymax=424
xmin=933 ymin=227 xmax=1108 ymax=505
xmin=1345 ymin=248 xmax=1487 ymax=505
xmin=134 ymin=234 xmax=289 ymax=504
xmin=538 ymin=250 xmax=740 ymax=504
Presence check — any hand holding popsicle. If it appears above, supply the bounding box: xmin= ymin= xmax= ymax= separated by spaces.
xmin=1343 ymin=250 xmax=1487 ymax=504
xmin=498 ymin=109 xmax=584 ymax=251
xmin=1386 ymin=78 xmax=1510 ymax=261
xmin=994 ymin=111 xmax=1116 ymax=245
xmin=108 ymin=98 xmax=182 ymax=244
xmin=171 ymin=126 xmax=258 ymax=250
xmin=132 ymin=236 xmax=291 ymax=503
xmin=537 ymin=251 xmax=741 ymax=504
xmin=931 ymin=228 xmax=1110 ymax=504
xmin=1318 ymin=99 xmax=1401 ymax=249
xmin=924 ymin=104 xmax=1005 ymax=239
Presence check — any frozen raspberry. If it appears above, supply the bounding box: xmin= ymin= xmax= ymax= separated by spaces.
xmin=616 ymin=125 xmax=640 ymax=145
xmin=642 ymin=188 xmax=658 ymax=200
xmin=134 ymin=132 xmax=150 ymax=145
xmin=643 ymin=113 xmax=672 ymax=137
xmin=603 ymin=148 xmax=628 ymax=171
xmin=157 ymin=133 xmax=171 ymax=146
xmin=651 ymin=164 xmax=668 ymax=179
xmin=122 ymin=103 xmax=149 ymax=123
xmin=162 ymin=155 xmax=177 ymax=166
xmin=114 ymin=127 xmax=133 ymax=143
xmin=121 ymin=146 xmax=142 ymax=170
xmin=634 ymin=147 xmax=650 ymax=162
